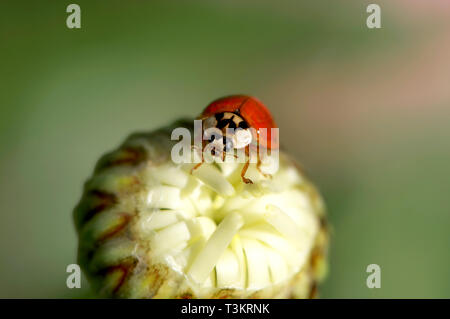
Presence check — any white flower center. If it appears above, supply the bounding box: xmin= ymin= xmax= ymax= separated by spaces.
xmin=134 ymin=156 xmax=319 ymax=293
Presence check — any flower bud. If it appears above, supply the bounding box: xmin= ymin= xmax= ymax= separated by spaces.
xmin=73 ymin=120 xmax=329 ymax=298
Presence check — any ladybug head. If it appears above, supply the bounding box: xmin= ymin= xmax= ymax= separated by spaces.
xmin=202 ymin=112 xmax=253 ymax=156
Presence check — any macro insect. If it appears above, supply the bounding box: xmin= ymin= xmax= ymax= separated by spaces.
xmin=192 ymin=95 xmax=278 ymax=184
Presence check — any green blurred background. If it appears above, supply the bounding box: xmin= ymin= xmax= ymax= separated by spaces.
xmin=1 ymin=0 xmax=449 ymax=298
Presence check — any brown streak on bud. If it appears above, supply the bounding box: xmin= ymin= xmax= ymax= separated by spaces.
xmin=78 ymin=190 xmax=117 ymax=226
xmin=98 ymin=213 xmax=132 ymax=242
xmin=95 ymin=146 xmax=147 ymax=173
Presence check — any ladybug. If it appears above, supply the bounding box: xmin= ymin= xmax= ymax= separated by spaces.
xmin=192 ymin=95 xmax=278 ymax=184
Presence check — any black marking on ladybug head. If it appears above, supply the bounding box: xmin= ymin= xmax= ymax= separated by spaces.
xmin=238 ymin=121 xmax=248 ymax=129
xmin=216 ymin=112 xmax=246 ymax=131
xmin=227 ymin=117 xmax=237 ymax=129
xmin=214 ymin=112 xmax=224 ymax=121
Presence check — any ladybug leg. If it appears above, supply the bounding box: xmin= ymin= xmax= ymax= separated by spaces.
xmin=257 ymin=158 xmax=272 ymax=179
xmin=241 ymin=159 xmax=253 ymax=184
xmin=190 ymin=157 xmax=204 ymax=174
xmin=191 ymin=145 xmax=204 ymax=175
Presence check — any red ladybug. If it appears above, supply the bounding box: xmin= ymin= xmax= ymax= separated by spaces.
xmin=192 ymin=95 xmax=278 ymax=184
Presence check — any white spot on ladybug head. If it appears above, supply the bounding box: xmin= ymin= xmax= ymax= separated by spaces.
xmin=232 ymin=128 xmax=252 ymax=149
xmin=203 ymin=116 xmax=217 ymax=130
